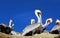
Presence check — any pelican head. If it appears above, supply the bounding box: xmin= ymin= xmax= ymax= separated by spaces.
xmin=9 ymin=19 xmax=14 ymax=28
xmin=43 ymin=18 xmax=52 ymax=28
xmin=31 ymin=19 xmax=35 ymax=24
xmin=46 ymin=18 xmax=52 ymax=25
xmin=9 ymin=19 xmax=13 ymax=26
xmin=56 ymin=19 xmax=60 ymax=25
xmin=35 ymin=9 xmax=41 ymax=18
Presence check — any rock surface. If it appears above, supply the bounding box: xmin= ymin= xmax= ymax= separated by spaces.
xmin=0 ymin=32 xmax=60 ymax=38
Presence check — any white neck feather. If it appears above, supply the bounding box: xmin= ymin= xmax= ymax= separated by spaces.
xmin=37 ymin=15 xmax=42 ymax=24
xmin=35 ymin=10 xmax=42 ymax=24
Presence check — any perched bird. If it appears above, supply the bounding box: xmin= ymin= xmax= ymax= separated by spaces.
xmin=50 ymin=19 xmax=60 ymax=34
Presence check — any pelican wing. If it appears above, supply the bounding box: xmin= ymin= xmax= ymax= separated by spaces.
xmin=51 ymin=25 xmax=60 ymax=32
xmin=22 ymin=23 xmax=40 ymax=36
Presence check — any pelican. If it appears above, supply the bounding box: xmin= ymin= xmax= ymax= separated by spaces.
xmin=0 ymin=19 xmax=14 ymax=34
xmin=22 ymin=9 xmax=52 ymax=36
xmin=50 ymin=19 xmax=60 ymax=34
xmin=34 ymin=9 xmax=42 ymax=34
xmin=31 ymin=19 xmax=36 ymax=35
xmin=34 ymin=9 xmax=52 ymax=34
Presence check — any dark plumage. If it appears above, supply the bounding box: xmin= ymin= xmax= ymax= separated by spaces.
xmin=50 ymin=30 xmax=59 ymax=34
xmin=0 ymin=24 xmax=12 ymax=34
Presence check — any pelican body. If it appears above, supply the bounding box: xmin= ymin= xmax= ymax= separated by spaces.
xmin=0 ymin=24 xmax=12 ymax=34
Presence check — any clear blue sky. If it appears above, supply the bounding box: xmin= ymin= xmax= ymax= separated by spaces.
xmin=0 ymin=0 xmax=60 ymax=32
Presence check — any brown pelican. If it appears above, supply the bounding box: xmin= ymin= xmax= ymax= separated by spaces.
xmin=50 ymin=19 xmax=60 ymax=34
xmin=22 ymin=9 xmax=52 ymax=36
xmin=9 ymin=19 xmax=15 ymax=35
xmin=31 ymin=19 xmax=36 ymax=35
xmin=34 ymin=9 xmax=52 ymax=34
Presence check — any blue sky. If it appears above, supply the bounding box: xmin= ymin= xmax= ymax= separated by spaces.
xmin=0 ymin=0 xmax=60 ymax=32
